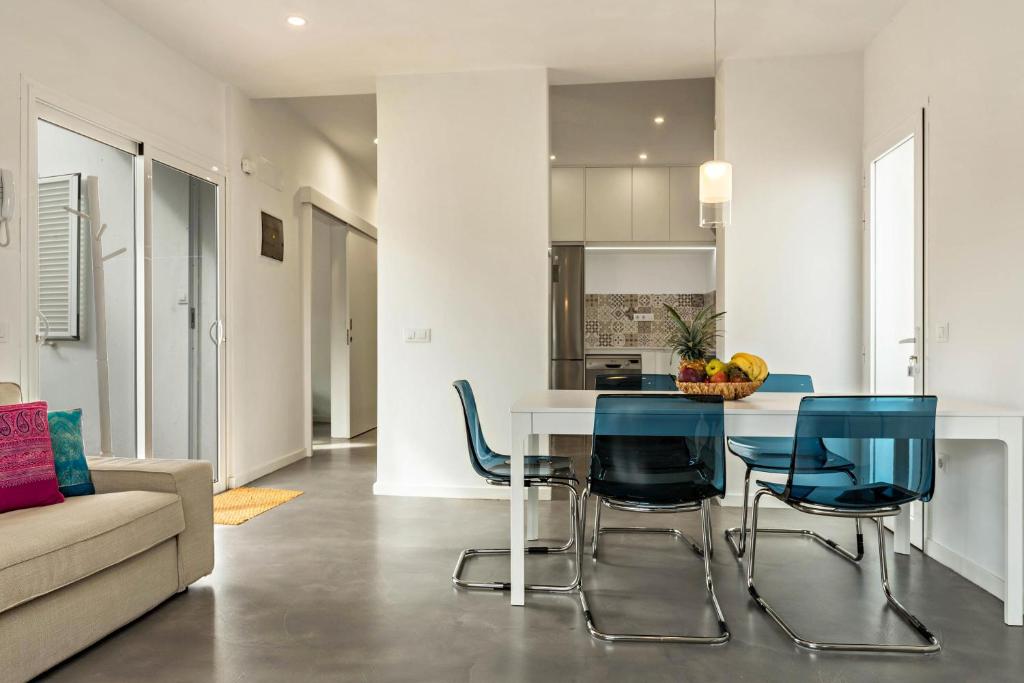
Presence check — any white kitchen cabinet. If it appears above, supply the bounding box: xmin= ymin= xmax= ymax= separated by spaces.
xmin=670 ymin=166 xmax=711 ymax=242
xmin=631 ymin=167 xmax=671 ymax=241
xmin=550 ymin=167 xmax=586 ymax=242
xmin=585 ymin=167 xmax=632 ymax=242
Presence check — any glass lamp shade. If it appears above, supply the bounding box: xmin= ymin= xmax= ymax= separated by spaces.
xmin=699 ymin=160 xmax=732 ymax=229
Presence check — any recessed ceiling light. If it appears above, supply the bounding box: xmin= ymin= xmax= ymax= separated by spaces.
xmin=549 ymin=154 xmax=556 ymax=161
xmin=286 ymin=15 xmax=307 ymax=27
xmin=638 ymin=153 xmax=648 ymax=160
xmin=654 ymin=116 xmax=665 ymax=125
xmin=211 ymin=166 xmax=219 ymax=172
xmin=373 ymin=137 xmax=379 ymax=145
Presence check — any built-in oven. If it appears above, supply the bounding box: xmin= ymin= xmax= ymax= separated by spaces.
xmin=585 ymin=354 xmax=642 ymax=390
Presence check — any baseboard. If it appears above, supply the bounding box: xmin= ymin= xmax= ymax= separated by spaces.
xmin=720 ymin=492 xmax=786 ymax=509
xmin=228 ymin=447 xmax=308 ymax=488
xmin=372 ymin=480 xmax=551 ymax=501
xmin=924 ymin=538 xmax=1004 ymax=600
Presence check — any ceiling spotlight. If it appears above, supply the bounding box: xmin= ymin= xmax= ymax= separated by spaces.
xmin=211 ymin=166 xmax=219 ymax=172
xmin=638 ymin=153 xmax=648 ymax=161
xmin=286 ymin=15 xmax=307 ymax=27
xmin=373 ymin=137 xmax=379 ymax=145
xmin=654 ymin=116 xmax=665 ymax=125
xmin=549 ymin=154 xmax=556 ymax=161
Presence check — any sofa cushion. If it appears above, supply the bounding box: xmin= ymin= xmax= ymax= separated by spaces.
xmin=0 ymin=490 xmax=185 ymax=614
xmin=0 ymin=401 xmax=64 ymax=513
xmin=48 ymin=409 xmax=95 ymax=496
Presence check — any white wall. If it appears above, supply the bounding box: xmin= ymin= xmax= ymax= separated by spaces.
xmin=718 ymin=53 xmax=864 ymax=390
xmin=865 ymin=0 xmax=1024 ymax=597
xmin=375 ymin=68 xmax=549 ymax=498
xmin=585 ymin=250 xmax=715 ymax=294
xmin=0 ymin=0 xmax=378 ymax=487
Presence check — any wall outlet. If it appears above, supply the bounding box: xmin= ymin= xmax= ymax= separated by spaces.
xmin=403 ymin=328 xmax=431 ymax=343
xmin=936 ymin=323 xmax=950 ymax=343
xmin=632 ymin=312 xmax=654 ymax=322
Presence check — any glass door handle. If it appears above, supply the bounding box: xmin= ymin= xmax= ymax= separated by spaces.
xmin=208 ymin=320 xmax=224 ymax=345
xmin=898 ymin=337 xmax=917 ymax=344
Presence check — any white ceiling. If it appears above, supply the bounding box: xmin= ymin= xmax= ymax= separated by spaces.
xmin=102 ymin=0 xmax=906 ymax=98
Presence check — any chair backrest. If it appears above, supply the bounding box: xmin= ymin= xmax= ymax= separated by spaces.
xmin=452 ymin=380 xmax=506 ymax=479
xmin=0 ymin=383 xmax=23 ymax=406
xmin=590 ymin=394 xmax=726 ymax=505
xmin=594 ymin=373 xmax=677 ymax=391
xmin=760 ymin=373 xmax=814 ymax=392
xmin=787 ymin=395 xmax=938 ymax=506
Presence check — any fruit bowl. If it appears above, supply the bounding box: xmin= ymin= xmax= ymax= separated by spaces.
xmin=675 ymin=379 xmax=764 ymax=401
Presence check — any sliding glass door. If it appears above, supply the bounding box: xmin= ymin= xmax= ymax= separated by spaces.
xmin=35 ymin=119 xmax=138 ymax=457
xmin=30 ymin=104 xmax=226 ymax=485
xmin=149 ymin=161 xmax=221 ymax=481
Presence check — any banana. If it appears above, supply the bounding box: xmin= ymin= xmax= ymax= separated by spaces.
xmin=729 ymin=354 xmax=757 ymax=381
xmin=731 ymin=352 xmax=768 ymax=381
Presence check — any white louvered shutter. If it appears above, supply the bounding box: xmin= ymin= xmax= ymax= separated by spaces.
xmin=37 ymin=174 xmax=82 ymax=340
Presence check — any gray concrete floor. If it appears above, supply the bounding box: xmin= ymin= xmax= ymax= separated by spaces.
xmin=42 ymin=429 xmax=1023 ymax=682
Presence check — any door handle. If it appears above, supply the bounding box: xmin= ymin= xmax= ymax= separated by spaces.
xmin=208 ymin=320 xmax=223 ymax=345
xmin=898 ymin=337 xmax=917 ymax=344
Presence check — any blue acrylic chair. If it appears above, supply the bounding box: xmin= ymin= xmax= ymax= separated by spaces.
xmin=725 ymin=374 xmax=864 ymax=563
xmin=594 ymin=373 xmax=678 ymax=391
xmin=579 ymin=394 xmax=730 ymax=644
xmin=746 ymin=395 xmax=940 ymax=653
xmin=451 ymin=380 xmax=581 ymax=593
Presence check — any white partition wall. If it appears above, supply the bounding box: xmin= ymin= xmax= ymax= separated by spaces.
xmin=374 ymin=68 xmax=549 ymax=498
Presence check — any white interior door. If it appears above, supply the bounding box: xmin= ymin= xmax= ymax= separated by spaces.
xmin=865 ymin=111 xmax=925 ymax=546
xmin=347 ymin=229 xmax=377 ymax=436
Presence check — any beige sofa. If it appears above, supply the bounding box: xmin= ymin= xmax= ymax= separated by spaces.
xmin=0 ymin=457 xmax=214 ymax=683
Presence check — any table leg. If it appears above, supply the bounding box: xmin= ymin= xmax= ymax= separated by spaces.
xmin=1000 ymin=417 xmax=1023 ymax=626
xmin=510 ymin=412 xmax=531 ymax=606
xmin=894 ymin=507 xmax=911 ymax=556
xmin=526 ymin=434 xmax=540 ymax=540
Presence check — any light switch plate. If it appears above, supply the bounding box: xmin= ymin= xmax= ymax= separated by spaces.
xmin=936 ymin=323 xmax=949 ymax=343
xmin=404 ymin=328 xmax=431 ymax=343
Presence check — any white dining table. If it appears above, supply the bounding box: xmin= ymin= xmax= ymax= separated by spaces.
xmin=508 ymin=390 xmax=1024 ymax=626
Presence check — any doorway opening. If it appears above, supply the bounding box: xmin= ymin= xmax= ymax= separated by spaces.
xmin=864 ymin=110 xmax=925 ymax=546
xmin=310 ymin=207 xmax=377 ymax=449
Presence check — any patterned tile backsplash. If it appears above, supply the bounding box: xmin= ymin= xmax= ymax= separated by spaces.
xmin=584 ymin=293 xmax=711 ymax=349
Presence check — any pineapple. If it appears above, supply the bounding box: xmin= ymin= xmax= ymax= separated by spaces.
xmin=664 ymin=303 xmax=725 ymax=380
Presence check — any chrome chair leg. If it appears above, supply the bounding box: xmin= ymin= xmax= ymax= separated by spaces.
xmin=726 ymin=466 xmax=865 ymax=562
xmin=745 ymin=489 xmax=939 ymax=653
xmin=592 ymin=496 xmax=707 ymax=560
xmin=578 ymin=499 xmax=730 ymax=644
xmin=453 ymin=480 xmax=582 ymax=593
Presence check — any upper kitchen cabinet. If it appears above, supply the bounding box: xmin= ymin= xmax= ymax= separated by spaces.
xmin=669 ymin=166 xmax=710 ymax=242
xmin=631 ymin=167 xmax=671 ymax=241
xmin=550 ymin=166 xmax=586 ymax=242
xmin=585 ymin=167 xmax=632 ymax=242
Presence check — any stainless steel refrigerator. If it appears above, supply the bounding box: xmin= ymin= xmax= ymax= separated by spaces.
xmin=550 ymin=245 xmax=584 ymax=389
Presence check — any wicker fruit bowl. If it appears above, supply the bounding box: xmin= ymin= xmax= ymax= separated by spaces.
xmin=675 ymin=379 xmax=764 ymax=401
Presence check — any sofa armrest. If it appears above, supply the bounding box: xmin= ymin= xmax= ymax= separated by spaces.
xmin=87 ymin=457 xmax=214 ymax=590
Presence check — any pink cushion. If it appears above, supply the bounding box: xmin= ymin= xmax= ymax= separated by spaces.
xmin=0 ymin=402 xmax=64 ymax=514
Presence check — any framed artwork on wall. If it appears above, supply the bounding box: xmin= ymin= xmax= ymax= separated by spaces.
xmin=261 ymin=211 xmax=284 ymax=261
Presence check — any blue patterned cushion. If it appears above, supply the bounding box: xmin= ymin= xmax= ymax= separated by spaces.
xmin=47 ymin=409 xmax=94 ymax=496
